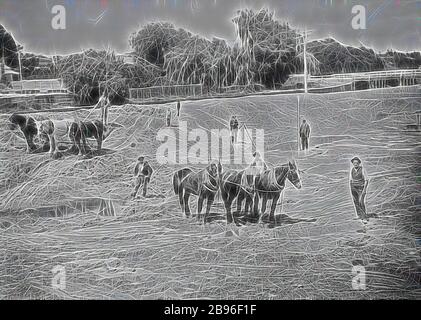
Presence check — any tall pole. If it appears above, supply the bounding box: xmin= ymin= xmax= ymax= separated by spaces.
xmin=303 ymin=29 xmax=308 ymax=94
xmin=297 ymin=95 xmax=300 ymax=151
xmin=298 ymin=29 xmax=308 ymax=152
xmin=18 ymin=49 xmax=23 ymax=82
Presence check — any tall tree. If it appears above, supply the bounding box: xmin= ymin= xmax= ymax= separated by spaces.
xmin=232 ymin=9 xmax=319 ymax=87
xmin=0 ymin=24 xmax=19 ymax=69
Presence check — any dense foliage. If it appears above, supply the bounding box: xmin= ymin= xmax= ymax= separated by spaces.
xmin=307 ymin=38 xmax=386 ymax=74
xmin=0 ymin=24 xmax=18 ymax=68
xmin=2 ymin=10 xmax=420 ymax=102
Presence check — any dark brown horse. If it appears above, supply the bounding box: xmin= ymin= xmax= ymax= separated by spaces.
xmin=173 ymin=161 xmax=222 ymax=223
xmin=220 ymin=169 xmax=255 ymax=224
xmin=69 ymin=120 xmax=105 ymax=155
xmin=220 ymin=161 xmax=302 ymax=224
xmin=253 ymin=161 xmax=302 ymax=222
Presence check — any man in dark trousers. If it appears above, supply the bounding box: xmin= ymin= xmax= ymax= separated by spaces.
xmin=349 ymin=157 xmax=369 ymax=223
xmin=299 ymin=119 xmax=311 ymax=151
xmin=132 ymin=156 xmax=154 ymax=198
xmin=96 ymin=90 xmax=111 ymax=127
xmin=229 ymin=115 xmax=239 ymax=144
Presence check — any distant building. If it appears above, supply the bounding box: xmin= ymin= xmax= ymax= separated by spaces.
xmin=38 ymin=56 xmax=53 ymax=67
xmin=0 ymin=59 xmax=20 ymax=86
xmin=117 ymin=52 xmax=137 ymax=65
xmin=282 ymin=74 xmax=308 ymax=89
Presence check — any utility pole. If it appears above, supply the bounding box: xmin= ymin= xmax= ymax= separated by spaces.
xmin=298 ymin=29 xmax=308 ymax=152
xmin=303 ymin=29 xmax=308 ymax=94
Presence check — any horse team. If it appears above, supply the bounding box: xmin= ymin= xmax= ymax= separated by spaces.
xmin=8 ymin=113 xmax=107 ymax=158
xmin=173 ymin=160 xmax=302 ymax=224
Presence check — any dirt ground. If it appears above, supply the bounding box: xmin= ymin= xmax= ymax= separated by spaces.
xmin=0 ymin=86 xmax=420 ymax=299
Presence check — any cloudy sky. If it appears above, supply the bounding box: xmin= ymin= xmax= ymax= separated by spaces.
xmin=0 ymin=0 xmax=420 ymax=55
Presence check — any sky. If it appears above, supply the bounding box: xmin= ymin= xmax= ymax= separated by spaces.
xmin=0 ymin=0 xmax=420 ymax=56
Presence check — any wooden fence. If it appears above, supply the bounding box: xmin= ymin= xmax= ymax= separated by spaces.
xmin=129 ymin=84 xmax=203 ymax=101
xmin=129 ymin=83 xmax=267 ymax=101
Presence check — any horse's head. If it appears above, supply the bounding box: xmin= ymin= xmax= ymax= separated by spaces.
xmin=287 ymin=160 xmax=302 ymax=189
xmin=206 ymin=161 xmax=220 ymax=179
xmin=217 ymin=160 xmax=223 ymax=176
xmin=8 ymin=113 xmax=25 ymax=130
xmin=203 ymin=160 xmax=223 ymax=191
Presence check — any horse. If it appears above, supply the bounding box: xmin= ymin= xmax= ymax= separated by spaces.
xmin=8 ymin=113 xmax=49 ymax=153
xmin=69 ymin=120 xmax=105 ymax=156
xmin=173 ymin=161 xmax=222 ymax=223
xmin=253 ymin=161 xmax=302 ymax=222
xmin=220 ymin=169 xmax=255 ymax=224
xmin=37 ymin=119 xmax=74 ymax=157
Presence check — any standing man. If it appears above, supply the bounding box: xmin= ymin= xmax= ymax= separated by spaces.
xmin=299 ymin=119 xmax=311 ymax=151
xmin=132 ymin=156 xmax=154 ymax=198
xmin=349 ymin=157 xmax=369 ymax=222
xmin=229 ymin=115 xmax=239 ymax=144
xmin=96 ymin=89 xmax=111 ymax=127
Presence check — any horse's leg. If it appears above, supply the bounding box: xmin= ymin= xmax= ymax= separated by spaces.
xmin=49 ymin=134 xmax=55 ymax=156
xmin=204 ymin=193 xmax=215 ymax=224
xmin=71 ymin=125 xmax=82 ymax=155
xmin=81 ymin=134 xmax=88 ymax=155
xmin=261 ymin=193 xmax=268 ymax=215
xmin=178 ymin=188 xmax=185 ymax=213
xmin=23 ymin=131 xmax=31 ymax=153
xmin=68 ymin=129 xmax=76 ymax=154
xmin=225 ymin=195 xmax=234 ymax=224
xmin=77 ymin=138 xmax=83 ymax=155
xmin=252 ymin=193 xmax=260 ymax=218
xmin=245 ymin=194 xmax=252 ymax=215
xmin=269 ymin=193 xmax=280 ymax=224
xmin=221 ymin=188 xmax=231 ymax=224
xmin=197 ymin=193 xmax=204 ymax=221
xmin=97 ymin=136 xmax=103 ymax=152
xmin=236 ymin=192 xmax=244 ymax=218
xmin=184 ymin=192 xmax=191 ymax=217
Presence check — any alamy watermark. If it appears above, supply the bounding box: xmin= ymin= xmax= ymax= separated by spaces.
xmin=352 ymin=5 xmax=367 ymax=30
xmin=156 ymin=121 xmax=265 ymax=165
xmin=352 ymin=265 xmax=366 ymax=290
xmin=51 ymin=5 xmax=66 ymax=30
xmin=51 ymin=265 xmax=66 ymax=290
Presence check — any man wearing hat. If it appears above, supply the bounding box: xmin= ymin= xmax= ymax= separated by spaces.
xmin=349 ymin=157 xmax=369 ymax=222
xmin=299 ymin=119 xmax=311 ymax=151
xmin=229 ymin=115 xmax=239 ymax=144
xmin=96 ymin=89 xmax=111 ymax=127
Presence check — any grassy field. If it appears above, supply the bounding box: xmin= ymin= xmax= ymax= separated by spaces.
xmin=0 ymin=86 xmax=420 ymax=299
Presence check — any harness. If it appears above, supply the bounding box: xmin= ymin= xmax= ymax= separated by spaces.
xmin=221 ymin=167 xmax=290 ymax=194
xmin=263 ymin=167 xmax=288 ymax=192
xmin=180 ymin=168 xmax=219 ymax=194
